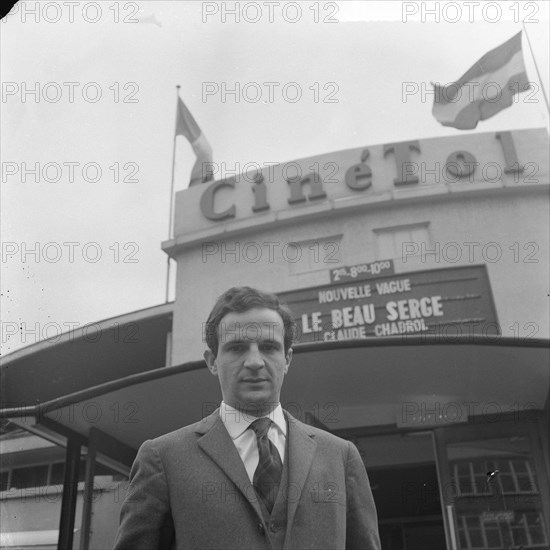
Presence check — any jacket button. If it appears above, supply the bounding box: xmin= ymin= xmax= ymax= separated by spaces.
xmin=270 ymin=523 xmax=279 ymax=533
xmin=258 ymin=523 xmax=265 ymax=535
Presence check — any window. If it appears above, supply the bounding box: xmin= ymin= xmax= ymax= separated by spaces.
xmin=457 ymin=512 xmax=548 ymax=549
xmin=0 ymin=471 xmax=9 ymax=491
xmin=50 ymin=462 xmax=65 ymax=485
xmin=287 ymin=235 xmax=342 ymax=275
xmin=374 ymin=223 xmax=430 ymax=261
xmin=452 ymin=457 xmax=538 ymax=497
xmin=10 ymin=465 xmax=49 ymax=489
xmin=1 ymin=460 xmax=123 ymax=492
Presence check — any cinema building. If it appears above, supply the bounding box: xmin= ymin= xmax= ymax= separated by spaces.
xmin=1 ymin=127 xmax=549 ymax=550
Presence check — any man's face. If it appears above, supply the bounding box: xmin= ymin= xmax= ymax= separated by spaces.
xmin=204 ymin=307 xmax=292 ymax=415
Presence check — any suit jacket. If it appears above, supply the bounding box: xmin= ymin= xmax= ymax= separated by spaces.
xmin=113 ymin=409 xmax=380 ymax=550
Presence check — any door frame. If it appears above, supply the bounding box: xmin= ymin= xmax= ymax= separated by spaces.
xmin=433 ymin=416 xmax=550 ymax=550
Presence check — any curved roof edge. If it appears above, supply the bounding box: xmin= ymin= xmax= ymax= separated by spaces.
xmin=0 ymin=302 xmax=174 ymax=365
xmin=187 ymin=126 xmax=550 ymax=183
xmin=2 ymin=334 xmax=548 ymax=420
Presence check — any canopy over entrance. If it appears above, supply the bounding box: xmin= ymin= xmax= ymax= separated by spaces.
xmin=3 ymin=335 xmax=548 ymax=459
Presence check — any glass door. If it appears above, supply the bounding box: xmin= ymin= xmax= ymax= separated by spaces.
xmin=346 ymin=430 xmax=446 ymax=550
xmin=434 ymin=421 xmax=550 ymax=550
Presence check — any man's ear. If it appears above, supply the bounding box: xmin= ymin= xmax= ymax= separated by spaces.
xmin=204 ymin=349 xmax=218 ymax=375
xmin=284 ymin=348 xmax=293 ymax=374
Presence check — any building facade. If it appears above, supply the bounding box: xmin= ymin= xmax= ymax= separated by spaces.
xmin=1 ymin=127 xmax=549 ymax=550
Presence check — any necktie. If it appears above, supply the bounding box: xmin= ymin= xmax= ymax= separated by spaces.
xmin=249 ymin=417 xmax=283 ymax=514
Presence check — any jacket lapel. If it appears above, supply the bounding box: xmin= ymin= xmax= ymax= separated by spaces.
xmin=195 ymin=409 xmax=319 ymax=534
xmin=196 ymin=410 xmax=264 ymax=521
xmin=284 ymin=412 xmax=317 ymax=539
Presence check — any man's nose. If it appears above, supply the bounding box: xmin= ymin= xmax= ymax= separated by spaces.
xmin=243 ymin=344 xmax=264 ymax=368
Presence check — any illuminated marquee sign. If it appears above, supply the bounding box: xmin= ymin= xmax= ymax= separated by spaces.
xmin=277 ymin=265 xmax=498 ymax=343
xmin=200 ymin=131 xmax=525 ymax=221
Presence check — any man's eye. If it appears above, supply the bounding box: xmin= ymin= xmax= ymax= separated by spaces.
xmin=227 ymin=344 xmax=245 ymax=352
xmin=261 ymin=343 xmax=278 ymax=351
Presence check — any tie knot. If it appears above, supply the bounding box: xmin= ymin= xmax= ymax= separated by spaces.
xmin=249 ymin=417 xmax=271 ymax=438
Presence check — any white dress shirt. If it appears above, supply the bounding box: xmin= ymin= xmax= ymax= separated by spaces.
xmin=219 ymin=401 xmax=287 ymax=482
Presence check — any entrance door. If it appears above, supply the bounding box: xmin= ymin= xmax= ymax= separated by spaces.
xmin=434 ymin=421 xmax=550 ymax=550
xmin=344 ymin=431 xmax=446 ymax=550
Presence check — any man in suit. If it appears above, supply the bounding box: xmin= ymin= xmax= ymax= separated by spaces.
xmin=114 ymin=286 xmax=380 ymax=550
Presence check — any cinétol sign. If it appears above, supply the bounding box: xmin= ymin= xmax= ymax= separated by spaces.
xmin=277 ymin=265 xmax=498 ymax=343
xmin=172 ymin=128 xmax=548 ymax=238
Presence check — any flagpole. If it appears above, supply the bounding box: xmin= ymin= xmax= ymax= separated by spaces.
xmin=165 ymin=85 xmax=180 ymax=303
xmin=521 ymin=22 xmax=550 ymax=115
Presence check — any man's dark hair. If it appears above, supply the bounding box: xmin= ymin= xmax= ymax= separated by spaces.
xmin=205 ymin=286 xmax=296 ymax=356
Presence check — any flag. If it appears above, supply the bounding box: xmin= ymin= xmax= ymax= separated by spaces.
xmin=175 ymin=97 xmax=213 ymax=186
xmin=432 ymin=31 xmax=530 ymax=130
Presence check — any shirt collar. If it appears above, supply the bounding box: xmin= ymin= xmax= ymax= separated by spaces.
xmin=219 ymin=401 xmax=287 ymax=440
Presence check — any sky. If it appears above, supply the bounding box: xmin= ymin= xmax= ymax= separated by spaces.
xmin=1 ymin=0 xmax=549 ymax=356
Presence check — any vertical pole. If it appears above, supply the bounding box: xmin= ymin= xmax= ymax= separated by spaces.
xmin=79 ymin=429 xmax=98 ymax=550
xmin=58 ymin=437 xmax=82 ymax=550
xmin=165 ymin=85 xmax=181 ymax=303
xmin=445 ymin=505 xmax=458 ymax=550
xmin=521 ymin=23 xmax=550 ymax=114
